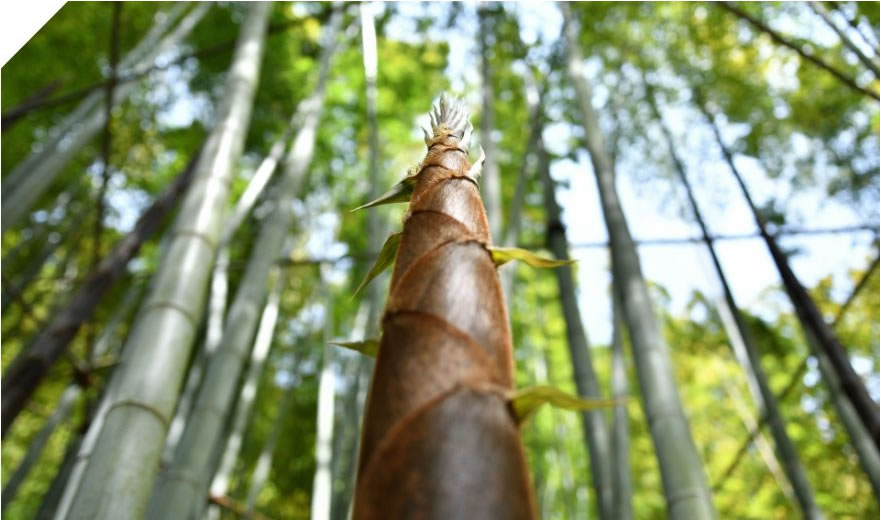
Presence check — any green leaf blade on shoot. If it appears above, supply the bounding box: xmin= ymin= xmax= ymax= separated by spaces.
xmin=488 ymin=246 xmax=576 ymax=269
xmin=351 ymin=175 xmax=418 ymax=212
xmin=353 ymin=231 xmax=402 ymax=298
xmin=508 ymin=385 xmax=621 ymax=426
xmin=330 ymin=338 xmax=380 ymax=357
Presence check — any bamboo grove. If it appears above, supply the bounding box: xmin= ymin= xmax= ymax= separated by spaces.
xmin=2 ymin=2 xmax=880 ymax=519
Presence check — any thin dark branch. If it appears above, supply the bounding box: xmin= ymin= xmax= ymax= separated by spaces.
xmin=0 ymin=81 xmax=62 ymax=130
xmin=1 ymin=143 xmax=204 ymax=437
xmin=0 ymin=18 xmax=317 ymax=129
xmin=563 ymin=224 xmax=880 ymax=250
xmin=208 ymin=495 xmax=275 ymax=520
xmin=93 ymin=3 xmax=123 ymax=271
xmin=825 ymin=1 xmax=880 ymax=54
xmin=809 ymin=1 xmax=880 ymax=80
xmin=712 ymin=249 xmax=880 ymax=492
xmin=719 ymin=1 xmax=880 ymax=102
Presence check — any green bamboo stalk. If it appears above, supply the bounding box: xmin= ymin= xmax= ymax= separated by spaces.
xmin=203 ymin=267 xmax=284 ymax=520
xmin=148 ymin=10 xmax=341 ymax=519
xmin=610 ymin=293 xmax=633 ymax=520
xmin=1 ymin=3 xmax=209 ymax=234
xmin=162 ymin=124 xmax=294 ymax=466
xmin=539 ymin=115 xmax=613 ymax=519
xmin=311 ymin=277 xmax=337 ymax=520
xmin=62 ymin=5 xmax=272 ymax=518
xmin=477 ymin=4 xmax=503 ymax=242
xmin=2 ymin=146 xmax=202 ymax=436
xmin=694 ymin=92 xmax=880 ymax=447
xmin=560 ymin=4 xmax=715 ymax=518
xmin=644 ymin=79 xmax=823 ymax=518
xmin=1 ymin=281 xmax=143 ymax=511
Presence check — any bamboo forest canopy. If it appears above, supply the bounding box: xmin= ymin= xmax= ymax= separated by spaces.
xmin=1 ymin=2 xmax=879 ymax=519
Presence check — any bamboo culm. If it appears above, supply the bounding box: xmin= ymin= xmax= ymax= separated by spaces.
xmin=203 ymin=267 xmax=284 ymax=520
xmin=162 ymin=120 xmax=294 ymax=466
xmin=1 ymin=281 xmax=141 ymax=511
xmin=477 ymin=5 xmax=504 ymax=243
xmin=1 ymin=145 xmax=203 ymax=437
xmin=1 ymin=3 xmax=209 ymax=234
xmin=63 ymin=5 xmax=271 ymax=518
xmin=147 ymin=10 xmax=340 ymax=519
xmin=539 ymin=118 xmax=613 ymax=519
xmin=610 ymin=294 xmax=634 ymax=520
xmin=560 ymin=4 xmax=716 ymax=517
xmin=695 ymin=93 xmax=880 ymax=448
xmin=644 ymin=80 xmax=823 ymax=518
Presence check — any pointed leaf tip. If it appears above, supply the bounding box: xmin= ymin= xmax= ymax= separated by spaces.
xmin=353 ymin=231 xmax=402 ymax=298
xmin=488 ymin=246 xmax=575 ymax=268
xmin=508 ymin=385 xmax=621 ymax=425
xmin=351 ymin=176 xmax=418 ymax=212
xmin=330 ymin=338 xmax=380 ymax=357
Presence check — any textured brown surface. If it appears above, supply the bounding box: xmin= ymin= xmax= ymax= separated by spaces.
xmin=354 ymin=97 xmax=537 ymax=519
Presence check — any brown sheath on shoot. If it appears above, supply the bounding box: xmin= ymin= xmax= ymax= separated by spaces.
xmin=353 ymin=95 xmax=537 ymax=519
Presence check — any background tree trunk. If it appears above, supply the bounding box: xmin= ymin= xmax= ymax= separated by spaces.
xmin=148 ymin=10 xmax=340 ymax=519
xmin=695 ymin=94 xmax=880 ymax=447
xmin=2 ymin=146 xmax=202 ymax=435
xmin=610 ymin=293 xmax=634 ymax=520
xmin=62 ymin=5 xmax=271 ymax=518
xmin=560 ymin=5 xmax=715 ymax=518
xmin=1 ymin=3 xmax=209 ymax=233
xmin=203 ymin=267 xmax=283 ymax=520
xmin=644 ymin=80 xmax=823 ymax=518
xmin=539 ymin=115 xmax=613 ymax=519
xmin=477 ymin=4 xmax=503 ymax=242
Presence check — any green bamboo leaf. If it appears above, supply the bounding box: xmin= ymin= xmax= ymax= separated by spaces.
xmin=353 ymin=231 xmax=402 ymax=297
xmin=508 ymin=385 xmax=620 ymax=425
xmin=351 ymin=175 xmax=418 ymax=211
xmin=488 ymin=246 xmax=575 ymax=268
xmin=330 ymin=338 xmax=380 ymax=357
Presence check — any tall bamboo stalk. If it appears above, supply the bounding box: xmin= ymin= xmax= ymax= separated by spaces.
xmin=2 ymin=146 xmax=202 ymax=436
xmin=695 ymin=92 xmax=880 ymax=448
xmin=721 ymin=377 xmax=797 ymax=504
xmin=1 ymin=280 xmax=142 ymax=511
xmin=610 ymin=293 xmax=634 ymax=520
xmin=645 ymin=80 xmax=823 ymax=518
xmin=560 ymin=4 xmax=715 ymax=518
xmin=477 ymin=4 xmax=503 ymax=242
xmin=1 ymin=3 xmax=210 ymax=234
xmin=334 ymin=7 xmax=384 ymax=516
xmin=148 ymin=10 xmax=340 ymax=519
xmin=62 ymin=5 xmax=272 ymax=518
xmin=806 ymin=328 xmax=880 ymax=500
xmin=162 ymin=124 xmax=294 ymax=466
xmin=311 ymin=278 xmax=337 ymax=520
xmin=203 ymin=267 xmax=284 ymax=520
xmin=500 ymin=69 xmax=542 ymax=301
xmin=539 ymin=114 xmax=613 ymax=519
